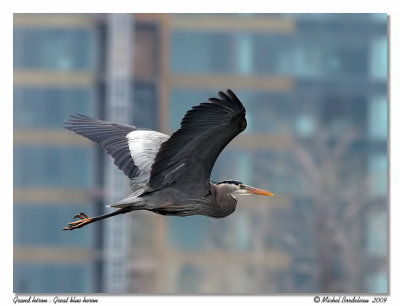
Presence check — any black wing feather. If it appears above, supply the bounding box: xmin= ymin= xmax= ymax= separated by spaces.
xmin=148 ymin=89 xmax=246 ymax=196
xmin=64 ymin=114 xmax=142 ymax=179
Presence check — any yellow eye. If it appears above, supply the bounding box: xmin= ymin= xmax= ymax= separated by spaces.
xmin=239 ymin=184 xmax=244 ymax=189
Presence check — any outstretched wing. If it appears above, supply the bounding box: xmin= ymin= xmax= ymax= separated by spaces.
xmin=64 ymin=115 xmax=169 ymax=180
xmin=147 ymin=89 xmax=246 ymax=196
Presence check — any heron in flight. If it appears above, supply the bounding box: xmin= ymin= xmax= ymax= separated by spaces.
xmin=63 ymin=89 xmax=274 ymax=231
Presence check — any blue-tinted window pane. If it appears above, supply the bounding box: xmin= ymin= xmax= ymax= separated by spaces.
xmin=368 ymin=153 xmax=387 ymax=197
xmin=369 ymin=35 xmax=387 ymax=80
xmin=236 ymin=34 xmax=254 ymax=75
xmin=14 ymin=263 xmax=92 ymax=293
xmin=366 ymin=269 xmax=387 ymax=294
xmin=14 ymin=87 xmax=93 ymax=128
xmin=365 ymin=209 xmax=387 ymax=257
xmin=14 ymin=145 xmax=94 ymax=188
xmin=170 ymin=32 xmax=235 ymax=74
xmin=171 ymin=30 xmax=374 ymax=77
xmin=254 ymin=35 xmax=370 ymax=77
xmin=368 ymin=95 xmax=387 ymax=140
xmin=294 ymin=114 xmax=315 ymax=137
xmin=14 ymin=28 xmax=95 ymax=70
xmin=14 ymin=204 xmax=94 ymax=246
xmin=370 ymin=14 xmax=387 ymax=23
xmin=132 ymin=82 xmax=157 ymax=130
xmin=321 ymin=95 xmax=367 ymax=136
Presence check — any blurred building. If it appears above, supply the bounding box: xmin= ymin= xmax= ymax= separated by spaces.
xmin=13 ymin=14 xmax=99 ymax=292
xmin=13 ymin=13 xmax=164 ymax=293
xmin=13 ymin=13 xmax=387 ymax=294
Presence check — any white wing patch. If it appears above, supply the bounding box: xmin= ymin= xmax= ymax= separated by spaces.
xmin=126 ymin=130 xmax=169 ymax=174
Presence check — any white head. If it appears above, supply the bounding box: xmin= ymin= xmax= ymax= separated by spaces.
xmin=216 ymin=180 xmax=274 ymax=197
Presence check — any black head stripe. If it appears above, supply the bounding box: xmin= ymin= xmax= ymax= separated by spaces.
xmin=217 ymin=180 xmax=243 ymax=185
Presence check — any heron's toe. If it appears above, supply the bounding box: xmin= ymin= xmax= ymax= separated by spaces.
xmin=73 ymin=212 xmax=89 ymax=220
xmin=63 ymin=212 xmax=92 ymax=231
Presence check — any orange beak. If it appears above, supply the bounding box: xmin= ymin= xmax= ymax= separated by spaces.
xmin=244 ymin=185 xmax=274 ymax=196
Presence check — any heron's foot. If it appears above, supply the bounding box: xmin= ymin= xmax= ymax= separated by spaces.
xmin=63 ymin=212 xmax=92 ymax=231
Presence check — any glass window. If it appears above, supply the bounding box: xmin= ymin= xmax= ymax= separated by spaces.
xmin=170 ymin=30 xmax=371 ymax=77
xmin=132 ymin=82 xmax=158 ymax=130
xmin=253 ymin=34 xmax=293 ymax=75
xmin=370 ymin=14 xmax=387 ymax=23
xmin=14 ymin=263 xmax=93 ymax=293
xmin=368 ymin=95 xmax=387 ymax=140
xmin=14 ymin=204 xmax=94 ymax=246
xmin=365 ymin=209 xmax=387 ymax=257
xmin=134 ymin=25 xmax=158 ymax=78
xmin=368 ymin=153 xmax=387 ymax=198
xmin=366 ymin=269 xmax=387 ymax=294
xmin=369 ymin=35 xmax=387 ymax=80
xmin=322 ymin=95 xmax=367 ymax=136
xmin=171 ymin=31 xmax=292 ymax=75
xmin=170 ymin=31 xmax=235 ymax=74
xmin=13 ymin=145 xmax=94 ymax=188
xmin=14 ymin=87 xmax=94 ymax=128
xmin=259 ymin=40 xmax=368 ymax=77
xmin=236 ymin=34 xmax=254 ymax=75
xmin=294 ymin=114 xmax=315 ymax=137
xmin=13 ymin=28 xmax=95 ymax=70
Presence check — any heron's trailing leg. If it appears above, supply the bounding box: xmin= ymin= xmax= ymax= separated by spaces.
xmin=63 ymin=207 xmax=132 ymax=231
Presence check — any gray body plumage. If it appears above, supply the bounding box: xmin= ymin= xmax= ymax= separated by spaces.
xmin=123 ymin=183 xmax=238 ymax=218
xmin=64 ymin=89 xmax=247 ymax=220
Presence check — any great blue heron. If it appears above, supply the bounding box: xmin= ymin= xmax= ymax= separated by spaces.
xmin=63 ymin=89 xmax=274 ymax=230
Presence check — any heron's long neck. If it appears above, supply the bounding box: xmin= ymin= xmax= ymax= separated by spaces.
xmin=211 ymin=183 xmax=238 ymax=217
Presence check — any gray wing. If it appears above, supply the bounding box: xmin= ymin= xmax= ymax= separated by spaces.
xmin=147 ymin=89 xmax=247 ymax=196
xmin=64 ymin=115 xmax=169 ymax=180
